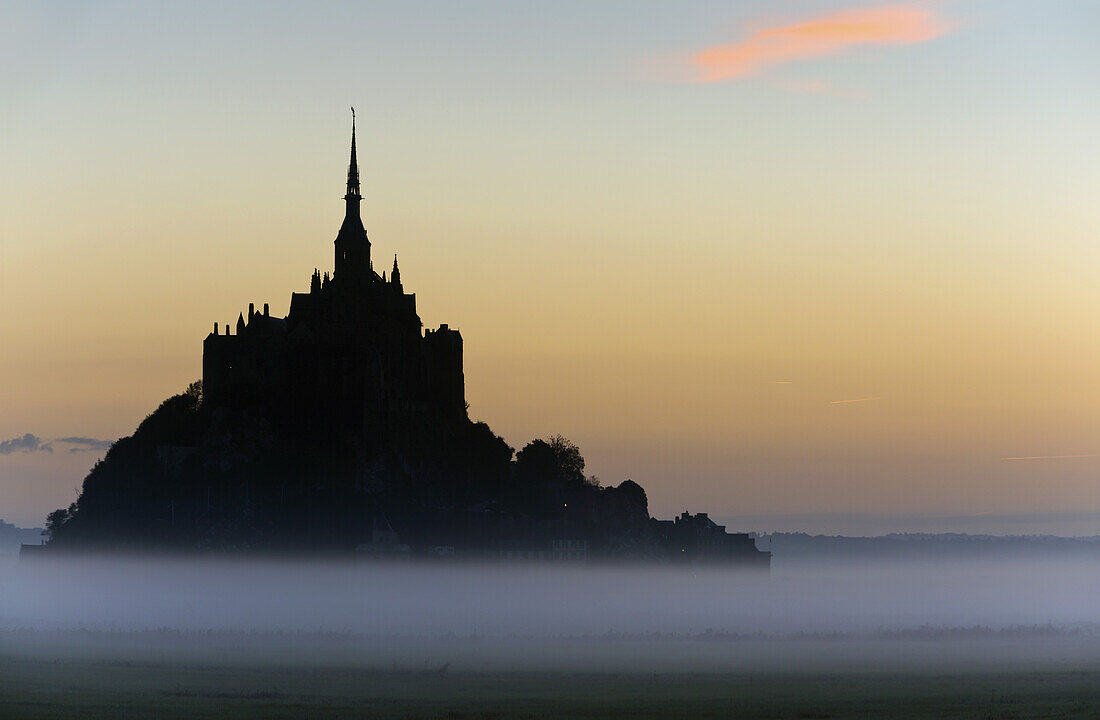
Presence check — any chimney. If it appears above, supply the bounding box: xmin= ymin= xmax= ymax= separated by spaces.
xmin=263 ymin=303 xmax=269 ymax=317
xmin=213 ymin=322 xmax=219 ymax=335
xmin=248 ymin=302 xmax=255 ymax=318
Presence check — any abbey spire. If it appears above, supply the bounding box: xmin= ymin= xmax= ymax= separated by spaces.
xmin=334 ymin=107 xmax=371 ymax=279
xmin=345 ymin=108 xmax=361 ymax=201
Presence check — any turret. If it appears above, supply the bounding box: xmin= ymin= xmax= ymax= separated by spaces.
xmin=422 ymin=324 xmax=465 ymax=416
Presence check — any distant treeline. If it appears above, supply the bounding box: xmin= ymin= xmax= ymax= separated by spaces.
xmin=752 ymin=532 xmax=1100 ymax=561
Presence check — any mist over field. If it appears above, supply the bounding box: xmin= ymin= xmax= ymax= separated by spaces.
xmin=2 ymin=555 xmax=1098 ymax=719
xmin=3 ymin=557 xmax=1095 ymax=646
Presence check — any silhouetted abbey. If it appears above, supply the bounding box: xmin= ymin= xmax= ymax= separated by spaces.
xmin=42 ymin=118 xmax=768 ymax=568
xmin=203 ymin=117 xmax=465 ymax=428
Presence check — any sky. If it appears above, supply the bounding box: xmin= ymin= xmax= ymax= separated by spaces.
xmin=2 ymin=1 xmax=1098 ymax=533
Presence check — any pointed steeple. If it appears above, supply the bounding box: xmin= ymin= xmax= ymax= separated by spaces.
xmin=334 ymin=107 xmax=371 ymax=279
xmin=345 ymin=107 xmax=361 ymax=200
xmin=391 ymin=254 xmax=401 ymax=286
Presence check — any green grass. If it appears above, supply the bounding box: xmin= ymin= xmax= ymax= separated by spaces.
xmin=1 ymin=652 xmax=1098 ymax=719
xmin=1 ymin=630 xmax=1097 ymax=719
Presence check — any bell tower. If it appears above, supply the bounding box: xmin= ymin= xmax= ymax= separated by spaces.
xmin=334 ymin=108 xmax=371 ymax=279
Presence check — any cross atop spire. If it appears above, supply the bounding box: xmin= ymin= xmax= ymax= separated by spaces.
xmin=346 ymin=107 xmax=361 ymax=199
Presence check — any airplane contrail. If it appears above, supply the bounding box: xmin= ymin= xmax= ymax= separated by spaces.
xmin=829 ymin=396 xmax=880 ymax=404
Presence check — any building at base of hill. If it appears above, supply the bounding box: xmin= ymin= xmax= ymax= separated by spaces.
xmin=657 ymin=512 xmax=771 ymax=567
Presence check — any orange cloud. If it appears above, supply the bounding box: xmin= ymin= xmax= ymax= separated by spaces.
xmin=829 ymin=396 xmax=881 ymax=404
xmin=692 ymin=4 xmax=953 ymax=83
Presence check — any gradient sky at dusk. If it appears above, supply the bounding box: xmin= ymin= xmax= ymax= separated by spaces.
xmin=2 ymin=1 xmax=1099 ymax=532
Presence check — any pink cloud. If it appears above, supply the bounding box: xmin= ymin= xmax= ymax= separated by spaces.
xmin=691 ymin=4 xmax=954 ymax=83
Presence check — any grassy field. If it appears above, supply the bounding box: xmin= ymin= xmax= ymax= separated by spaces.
xmin=1 ymin=634 xmax=1098 ymax=719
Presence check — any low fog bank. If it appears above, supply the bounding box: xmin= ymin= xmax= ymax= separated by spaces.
xmin=1 ymin=557 xmax=1096 ymax=639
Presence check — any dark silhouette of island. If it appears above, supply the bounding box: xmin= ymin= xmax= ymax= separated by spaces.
xmin=41 ymin=115 xmax=768 ymax=567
